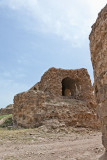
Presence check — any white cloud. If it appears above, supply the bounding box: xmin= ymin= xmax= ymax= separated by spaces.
xmin=0 ymin=0 xmax=106 ymax=46
xmin=0 ymin=0 xmax=106 ymax=108
xmin=0 ymin=0 xmax=38 ymax=10
xmin=87 ymin=0 xmax=107 ymax=13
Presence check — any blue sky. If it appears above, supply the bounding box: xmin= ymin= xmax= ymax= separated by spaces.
xmin=0 ymin=0 xmax=106 ymax=108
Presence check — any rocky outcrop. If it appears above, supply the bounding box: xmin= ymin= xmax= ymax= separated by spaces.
xmin=89 ymin=4 xmax=107 ymax=159
xmin=13 ymin=68 xmax=100 ymax=129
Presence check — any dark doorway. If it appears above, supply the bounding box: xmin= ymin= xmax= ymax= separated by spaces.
xmin=62 ymin=77 xmax=76 ymax=97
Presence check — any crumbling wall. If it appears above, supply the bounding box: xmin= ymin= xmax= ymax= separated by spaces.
xmin=0 ymin=104 xmax=13 ymax=116
xmin=0 ymin=108 xmax=13 ymax=116
xmin=89 ymin=4 xmax=107 ymax=157
xmin=13 ymin=90 xmax=46 ymax=128
xmin=13 ymin=90 xmax=99 ymax=129
xmin=31 ymin=67 xmax=94 ymax=102
xmin=13 ymin=67 xmax=100 ymax=129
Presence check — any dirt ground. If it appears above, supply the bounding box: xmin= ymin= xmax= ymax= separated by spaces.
xmin=0 ymin=126 xmax=104 ymax=160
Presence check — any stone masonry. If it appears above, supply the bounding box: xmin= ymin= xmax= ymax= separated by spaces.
xmin=89 ymin=4 xmax=107 ymax=160
xmin=31 ymin=67 xmax=94 ymax=101
xmin=0 ymin=104 xmax=13 ymax=116
xmin=13 ymin=67 xmax=100 ymax=129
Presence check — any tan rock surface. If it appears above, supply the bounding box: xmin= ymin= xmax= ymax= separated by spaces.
xmin=13 ymin=68 xmax=100 ymax=129
xmin=89 ymin=4 xmax=107 ymax=159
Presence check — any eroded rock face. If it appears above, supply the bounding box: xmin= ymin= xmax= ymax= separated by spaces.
xmin=89 ymin=4 xmax=107 ymax=155
xmin=13 ymin=67 xmax=100 ymax=129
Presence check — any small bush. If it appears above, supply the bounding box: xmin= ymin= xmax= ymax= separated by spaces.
xmin=0 ymin=114 xmax=12 ymax=120
xmin=0 ymin=114 xmax=13 ymax=128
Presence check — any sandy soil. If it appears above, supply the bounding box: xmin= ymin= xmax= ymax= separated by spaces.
xmin=0 ymin=127 xmax=104 ymax=160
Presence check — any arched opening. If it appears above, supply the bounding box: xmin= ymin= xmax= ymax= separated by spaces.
xmin=62 ymin=77 xmax=79 ymax=98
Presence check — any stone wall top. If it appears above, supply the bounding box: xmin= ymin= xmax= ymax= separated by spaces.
xmin=30 ymin=67 xmax=94 ymax=102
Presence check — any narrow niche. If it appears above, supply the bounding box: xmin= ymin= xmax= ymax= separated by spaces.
xmin=62 ymin=77 xmax=79 ymax=98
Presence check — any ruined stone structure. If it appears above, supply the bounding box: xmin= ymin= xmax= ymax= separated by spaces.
xmin=13 ymin=68 xmax=100 ymax=129
xmin=0 ymin=104 xmax=13 ymax=116
xmin=31 ymin=68 xmax=94 ymax=101
xmin=89 ymin=4 xmax=107 ymax=160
